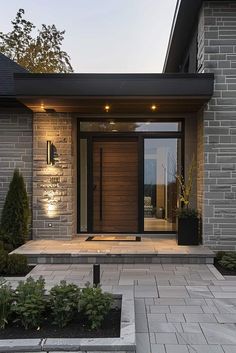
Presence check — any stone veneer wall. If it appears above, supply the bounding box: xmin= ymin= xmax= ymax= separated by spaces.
xmin=0 ymin=113 xmax=33 ymax=219
xmin=198 ymin=1 xmax=236 ymax=250
xmin=33 ymin=113 xmax=76 ymax=239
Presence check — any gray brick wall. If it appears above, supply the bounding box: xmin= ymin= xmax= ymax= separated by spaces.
xmin=198 ymin=1 xmax=236 ymax=250
xmin=0 ymin=113 xmax=33 ymax=221
xmin=33 ymin=113 xmax=76 ymax=239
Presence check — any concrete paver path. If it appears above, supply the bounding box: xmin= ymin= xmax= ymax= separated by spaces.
xmin=6 ymin=263 xmax=236 ymax=353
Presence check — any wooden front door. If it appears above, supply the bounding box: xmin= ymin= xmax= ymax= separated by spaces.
xmin=93 ymin=139 xmax=138 ymax=233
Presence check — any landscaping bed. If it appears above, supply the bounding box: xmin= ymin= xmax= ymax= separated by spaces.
xmin=2 ymin=265 xmax=34 ymax=277
xmin=214 ymin=251 xmax=236 ymax=276
xmin=0 ymin=308 xmax=120 ymax=339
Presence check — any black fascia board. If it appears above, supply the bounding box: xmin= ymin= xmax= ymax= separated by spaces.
xmin=14 ymin=73 xmax=214 ymax=98
xmin=164 ymin=0 xmax=230 ymax=73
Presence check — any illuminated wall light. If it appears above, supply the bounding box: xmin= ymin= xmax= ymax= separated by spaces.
xmin=151 ymin=105 xmax=157 ymax=111
xmin=109 ymin=120 xmax=115 ymax=125
xmin=47 ymin=202 xmax=57 ymax=218
xmin=47 ymin=140 xmax=52 ymax=165
xmin=104 ymin=105 xmax=110 ymax=113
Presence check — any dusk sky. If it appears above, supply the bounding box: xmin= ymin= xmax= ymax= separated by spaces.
xmin=1 ymin=0 xmax=177 ymax=73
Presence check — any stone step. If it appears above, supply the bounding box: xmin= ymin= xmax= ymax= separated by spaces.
xmin=24 ymin=252 xmax=215 ymax=265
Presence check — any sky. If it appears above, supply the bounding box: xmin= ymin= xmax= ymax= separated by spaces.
xmin=0 ymin=0 xmax=177 ymax=73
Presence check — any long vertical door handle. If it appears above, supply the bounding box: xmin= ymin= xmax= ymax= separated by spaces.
xmin=100 ymin=148 xmax=103 ymax=221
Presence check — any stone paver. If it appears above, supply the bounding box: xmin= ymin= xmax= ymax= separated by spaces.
xmin=6 ymin=263 xmax=236 ymax=352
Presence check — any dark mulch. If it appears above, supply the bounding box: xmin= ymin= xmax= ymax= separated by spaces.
xmin=214 ymin=260 xmax=236 ymax=276
xmin=0 ymin=308 xmax=121 ymax=339
xmin=0 ymin=265 xmax=35 ymax=278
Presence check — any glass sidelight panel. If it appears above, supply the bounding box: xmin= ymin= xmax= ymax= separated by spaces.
xmin=144 ymin=139 xmax=181 ymax=232
xmin=80 ymin=139 xmax=87 ymax=232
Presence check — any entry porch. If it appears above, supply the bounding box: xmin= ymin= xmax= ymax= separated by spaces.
xmin=12 ymin=236 xmax=215 ymax=265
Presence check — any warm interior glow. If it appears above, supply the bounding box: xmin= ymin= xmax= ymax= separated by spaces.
xmin=151 ymin=105 xmax=157 ymax=111
xmin=109 ymin=120 xmax=115 ymax=125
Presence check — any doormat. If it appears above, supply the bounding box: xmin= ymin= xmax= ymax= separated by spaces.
xmin=86 ymin=235 xmax=141 ymax=242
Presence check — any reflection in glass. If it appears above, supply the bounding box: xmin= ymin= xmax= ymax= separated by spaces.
xmin=80 ymin=139 xmax=87 ymax=231
xmin=144 ymin=139 xmax=181 ymax=232
xmin=80 ymin=121 xmax=181 ymax=132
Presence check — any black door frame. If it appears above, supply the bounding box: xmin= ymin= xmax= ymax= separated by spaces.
xmin=77 ymin=118 xmax=185 ymax=234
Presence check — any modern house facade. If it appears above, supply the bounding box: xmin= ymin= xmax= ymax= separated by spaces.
xmin=0 ymin=0 xmax=235 ymax=251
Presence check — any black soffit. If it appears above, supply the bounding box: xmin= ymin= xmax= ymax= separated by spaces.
xmin=13 ymin=73 xmax=214 ymax=113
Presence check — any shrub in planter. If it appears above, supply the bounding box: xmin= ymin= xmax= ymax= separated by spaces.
xmin=13 ymin=276 xmax=46 ymax=329
xmin=219 ymin=252 xmax=236 ymax=271
xmin=175 ymin=156 xmax=199 ymax=245
xmin=7 ymin=254 xmax=28 ymax=276
xmin=0 ymin=169 xmax=30 ymax=250
xmin=0 ymin=279 xmax=13 ymax=329
xmin=49 ymin=281 xmax=80 ymax=328
xmin=79 ymin=284 xmax=113 ymax=330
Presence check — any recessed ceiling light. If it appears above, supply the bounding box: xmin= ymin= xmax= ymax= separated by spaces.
xmin=105 ymin=105 xmax=110 ymax=112
xmin=110 ymin=120 xmax=115 ymax=125
xmin=151 ymin=105 xmax=157 ymax=111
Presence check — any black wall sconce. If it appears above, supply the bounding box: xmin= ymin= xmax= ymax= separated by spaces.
xmin=47 ymin=141 xmax=57 ymax=165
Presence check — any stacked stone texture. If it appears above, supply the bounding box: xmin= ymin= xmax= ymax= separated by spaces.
xmin=198 ymin=1 xmax=236 ymax=250
xmin=0 ymin=113 xmax=33 ymax=217
xmin=33 ymin=113 xmax=75 ymax=239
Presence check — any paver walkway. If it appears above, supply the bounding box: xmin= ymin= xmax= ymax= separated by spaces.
xmin=6 ymin=263 xmax=236 ymax=353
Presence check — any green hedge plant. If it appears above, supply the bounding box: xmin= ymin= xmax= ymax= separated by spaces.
xmin=7 ymin=254 xmax=28 ymax=276
xmin=79 ymin=284 xmax=113 ymax=330
xmin=13 ymin=276 xmax=46 ymax=329
xmin=0 ymin=169 xmax=30 ymax=250
xmin=219 ymin=252 xmax=236 ymax=271
xmin=0 ymin=279 xmax=13 ymax=329
xmin=49 ymin=280 xmax=80 ymax=328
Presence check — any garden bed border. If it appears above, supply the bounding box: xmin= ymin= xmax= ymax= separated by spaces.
xmin=0 ymin=288 xmax=135 ymax=352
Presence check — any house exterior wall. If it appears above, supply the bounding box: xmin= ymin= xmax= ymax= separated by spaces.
xmin=32 ymin=113 xmax=76 ymax=239
xmin=0 ymin=113 xmax=33 ymax=220
xmin=198 ymin=1 xmax=236 ymax=250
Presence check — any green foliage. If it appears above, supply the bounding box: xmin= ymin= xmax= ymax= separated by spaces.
xmin=219 ymin=252 xmax=236 ymax=271
xmin=216 ymin=251 xmax=226 ymax=262
xmin=0 ymin=279 xmax=13 ymax=329
xmin=13 ymin=277 xmax=46 ymax=329
xmin=7 ymin=254 xmax=28 ymax=276
xmin=0 ymin=9 xmax=73 ymax=73
xmin=49 ymin=280 xmax=80 ymax=328
xmin=0 ymin=169 xmax=29 ymax=250
xmin=176 ymin=156 xmax=196 ymax=209
xmin=79 ymin=284 xmax=113 ymax=330
xmin=0 ymin=249 xmax=8 ymax=274
xmin=176 ymin=208 xmax=198 ymax=219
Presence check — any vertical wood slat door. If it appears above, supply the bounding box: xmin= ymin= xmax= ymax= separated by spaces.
xmin=93 ymin=139 xmax=138 ymax=233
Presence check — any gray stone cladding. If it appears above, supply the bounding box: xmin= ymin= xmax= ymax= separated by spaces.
xmin=0 ymin=113 xmax=33 ymax=219
xmin=198 ymin=1 xmax=236 ymax=250
xmin=32 ymin=113 xmax=76 ymax=239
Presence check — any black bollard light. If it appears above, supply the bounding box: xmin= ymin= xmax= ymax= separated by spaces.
xmin=93 ymin=264 xmax=100 ymax=286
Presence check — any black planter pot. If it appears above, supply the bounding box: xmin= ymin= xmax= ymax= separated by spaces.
xmin=177 ymin=217 xmax=199 ymax=245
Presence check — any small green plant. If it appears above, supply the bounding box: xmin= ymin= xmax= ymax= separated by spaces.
xmin=0 ymin=279 xmax=13 ymax=329
xmin=216 ymin=251 xmax=226 ymax=262
xmin=79 ymin=283 xmax=113 ymax=330
xmin=7 ymin=254 xmax=28 ymax=275
xmin=0 ymin=249 xmax=8 ymax=274
xmin=219 ymin=252 xmax=236 ymax=271
xmin=0 ymin=169 xmax=30 ymax=250
xmin=13 ymin=276 xmax=46 ymax=329
xmin=49 ymin=281 xmax=80 ymax=328
xmin=176 ymin=208 xmax=198 ymax=219
xmin=176 ymin=156 xmax=196 ymax=209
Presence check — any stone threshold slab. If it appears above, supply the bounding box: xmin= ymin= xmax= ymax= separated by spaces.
xmin=0 ymin=289 xmax=135 ymax=353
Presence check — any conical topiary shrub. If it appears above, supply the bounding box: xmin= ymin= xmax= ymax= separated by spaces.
xmin=0 ymin=169 xmax=29 ymax=250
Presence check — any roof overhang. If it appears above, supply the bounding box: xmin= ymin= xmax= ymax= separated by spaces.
xmin=14 ymin=73 xmax=214 ymax=114
xmin=163 ymin=0 xmax=229 ymax=73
